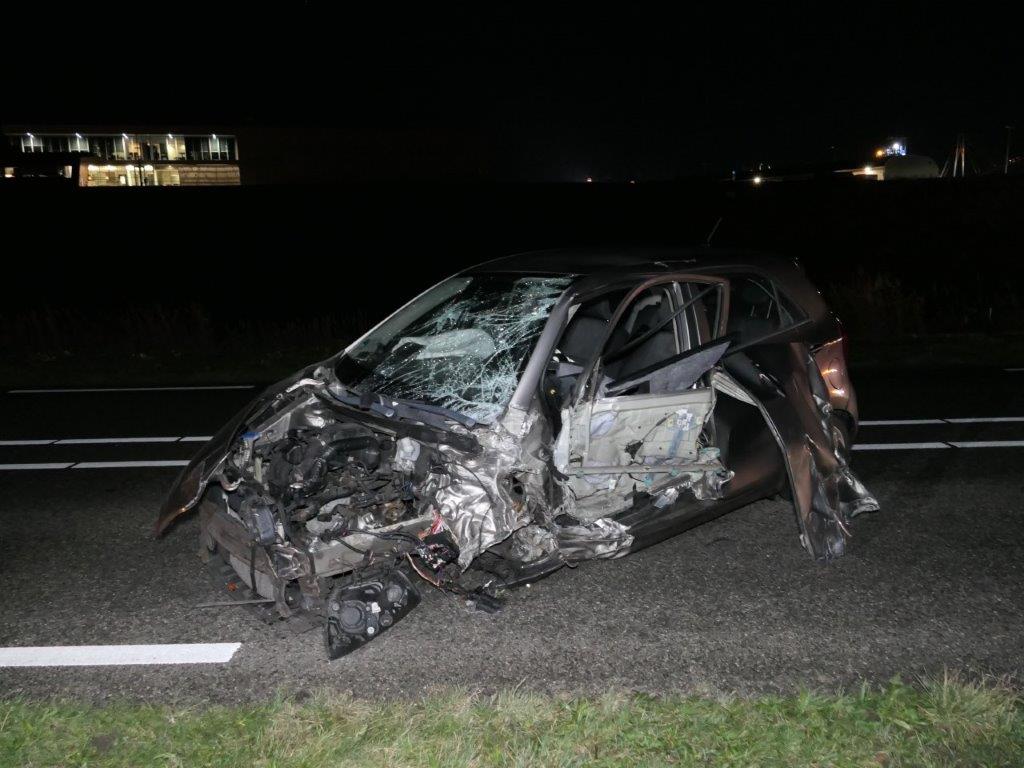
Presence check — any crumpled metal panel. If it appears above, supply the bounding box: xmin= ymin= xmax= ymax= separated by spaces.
xmin=557 ymin=388 xmax=727 ymax=520
xmin=554 ymin=517 xmax=634 ymax=560
xmin=507 ymin=524 xmax=559 ymax=562
xmin=711 ymin=343 xmax=879 ymax=562
xmin=422 ymin=404 xmax=545 ymax=569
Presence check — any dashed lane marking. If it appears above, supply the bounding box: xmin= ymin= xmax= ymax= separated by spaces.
xmin=854 ymin=440 xmax=1024 ymax=450
xmin=852 ymin=442 xmax=950 ymax=450
xmin=7 ymin=385 xmax=253 ymax=394
xmin=947 ymin=440 xmax=1024 ymax=448
xmin=859 ymin=419 xmax=946 ymax=426
xmin=0 ymin=462 xmax=75 ymax=470
xmin=72 ymin=460 xmax=191 ymax=469
xmin=0 ymin=643 xmax=241 ymax=667
xmin=0 ymin=460 xmax=189 ymax=470
xmin=861 ymin=417 xmax=1024 ymax=425
xmin=0 ymin=436 xmax=212 ymax=445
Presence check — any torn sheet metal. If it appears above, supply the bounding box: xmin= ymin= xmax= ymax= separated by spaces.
xmin=507 ymin=524 xmax=559 ymax=563
xmin=422 ymin=405 xmax=545 ymax=569
xmin=558 ymin=388 xmax=729 ymax=519
xmin=711 ymin=344 xmax=878 ymax=562
xmin=555 ymin=517 xmax=634 ymax=561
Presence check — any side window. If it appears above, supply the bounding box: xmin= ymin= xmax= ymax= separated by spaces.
xmin=600 ymin=284 xmax=679 ymax=384
xmin=679 ymin=281 xmax=724 ymax=344
xmin=544 ymin=289 xmax=629 ymax=414
xmin=555 ymin=290 xmax=629 ymax=365
xmin=726 ymin=274 xmax=803 ymax=344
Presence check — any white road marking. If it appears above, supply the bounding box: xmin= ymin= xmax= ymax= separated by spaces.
xmin=0 ymin=462 xmax=75 ymax=470
xmin=945 ymin=417 xmax=1024 ymax=424
xmin=0 ymin=436 xmax=212 ymax=444
xmin=855 ymin=440 xmax=1024 ymax=450
xmin=72 ymin=460 xmax=190 ymax=469
xmin=853 ymin=442 xmax=950 ymax=450
xmin=948 ymin=440 xmax=1024 ymax=448
xmin=56 ymin=436 xmax=181 ymax=445
xmin=7 ymin=385 xmax=253 ymax=394
xmin=0 ymin=643 xmax=241 ymax=667
xmin=860 ymin=416 xmax=1024 ymax=425
xmin=859 ymin=419 xmax=946 ymax=426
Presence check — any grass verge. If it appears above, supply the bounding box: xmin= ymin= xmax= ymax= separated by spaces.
xmin=2 ymin=676 xmax=1022 ymax=767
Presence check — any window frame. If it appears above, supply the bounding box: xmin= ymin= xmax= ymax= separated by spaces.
xmin=719 ymin=269 xmax=808 ymax=350
xmin=570 ymin=274 xmax=730 ymax=406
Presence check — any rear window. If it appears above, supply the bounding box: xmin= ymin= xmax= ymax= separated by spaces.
xmin=726 ymin=274 xmax=804 ymax=344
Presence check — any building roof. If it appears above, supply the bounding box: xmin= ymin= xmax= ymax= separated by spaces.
xmin=1 ymin=125 xmax=235 ymax=136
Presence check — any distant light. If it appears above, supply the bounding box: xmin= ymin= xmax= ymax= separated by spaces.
xmin=167 ymin=133 xmax=173 ymax=139
xmin=26 ymin=132 xmax=34 ymax=138
xmin=75 ymin=132 xmax=82 ymax=139
xmin=211 ymin=133 xmax=218 ymax=140
xmin=122 ymin=133 xmax=129 ymax=139
xmin=87 ymin=164 xmax=99 ymax=172
xmin=883 ymin=140 xmax=907 ymax=157
xmin=143 ymin=164 xmax=154 ymax=172
xmin=863 ymin=165 xmax=873 ymax=174
xmin=875 ymin=148 xmax=886 ymax=158
xmin=585 ymin=176 xmax=593 ymax=183
xmin=629 ymin=179 xmax=636 ymax=184
xmin=752 ymin=175 xmax=763 ymax=185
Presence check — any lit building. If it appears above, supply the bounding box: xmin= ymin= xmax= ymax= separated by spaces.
xmin=1 ymin=126 xmax=241 ymax=186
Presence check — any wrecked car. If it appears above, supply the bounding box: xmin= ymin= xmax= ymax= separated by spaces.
xmin=156 ymin=248 xmax=878 ymax=657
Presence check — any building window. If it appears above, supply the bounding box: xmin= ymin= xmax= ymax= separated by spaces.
xmin=89 ymin=136 xmax=115 ymax=159
xmin=20 ymin=135 xmax=44 ymax=153
xmin=139 ymin=136 xmax=166 ymax=160
xmin=70 ymin=135 xmax=89 ymax=152
xmin=165 ymin=135 xmax=185 ymax=160
xmin=186 ymin=135 xmax=237 ymax=161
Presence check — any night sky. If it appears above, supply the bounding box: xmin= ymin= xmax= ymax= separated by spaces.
xmin=3 ymin=4 xmax=1019 ymax=183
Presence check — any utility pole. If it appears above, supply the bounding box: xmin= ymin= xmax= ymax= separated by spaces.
xmin=1005 ymin=126 xmax=1014 ymax=175
xmin=942 ymin=134 xmax=967 ymax=178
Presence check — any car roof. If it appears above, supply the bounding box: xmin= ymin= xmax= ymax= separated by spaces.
xmin=467 ymin=246 xmax=791 ymax=277
xmin=465 ymin=246 xmax=827 ymax=320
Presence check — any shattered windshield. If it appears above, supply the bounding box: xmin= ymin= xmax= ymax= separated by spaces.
xmin=335 ymin=275 xmax=572 ymax=423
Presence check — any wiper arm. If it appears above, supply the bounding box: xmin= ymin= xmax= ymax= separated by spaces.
xmin=325 ymin=386 xmax=477 ymax=430
xmin=391 ymin=397 xmax=478 ymax=429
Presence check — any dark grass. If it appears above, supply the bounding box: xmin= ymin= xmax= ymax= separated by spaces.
xmin=2 ymin=676 xmax=1022 ymax=767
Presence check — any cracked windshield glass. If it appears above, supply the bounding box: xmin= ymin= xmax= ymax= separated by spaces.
xmin=335 ymin=275 xmax=572 ymax=423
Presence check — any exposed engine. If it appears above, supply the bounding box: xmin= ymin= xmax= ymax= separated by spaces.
xmin=228 ymin=422 xmax=429 ymax=542
xmin=207 ymin=397 xmax=472 ymax=657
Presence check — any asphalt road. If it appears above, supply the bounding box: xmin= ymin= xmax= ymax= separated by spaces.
xmin=1 ymin=366 xmax=1022 ymax=703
